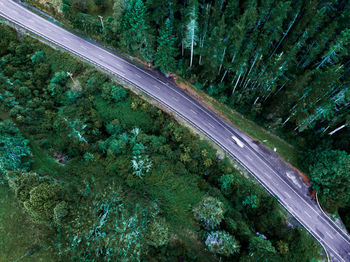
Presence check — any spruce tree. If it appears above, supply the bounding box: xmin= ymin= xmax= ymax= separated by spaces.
xmin=121 ymin=0 xmax=154 ymax=62
xmin=155 ymin=18 xmax=178 ymax=74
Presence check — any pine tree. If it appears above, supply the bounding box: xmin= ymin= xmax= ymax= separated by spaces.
xmin=155 ymin=18 xmax=178 ymax=73
xmin=121 ymin=0 xmax=154 ymax=62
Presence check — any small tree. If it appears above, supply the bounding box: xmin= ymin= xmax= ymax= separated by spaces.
xmin=205 ymin=231 xmax=240 ymax=256
xmin=145 ymin=217 xmax=170 ymax=247
xmin=7 ymin=171 xmax=68 ymax=225
xmin=193 ymin=196 xmax=224 ymax=229
xmin=0 ymin=120 xmax=31 ymax=183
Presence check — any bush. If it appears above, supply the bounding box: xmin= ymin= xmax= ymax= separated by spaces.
xmin=205 ymin=231 xmax=240 ymax=256
xmin=193 ymin=196 xmax=224 ymax=229
xmin=0 ymin=120 xmax=31 ymax=183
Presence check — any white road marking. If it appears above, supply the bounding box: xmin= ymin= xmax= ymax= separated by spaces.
xmin=208 ymin=123 xmax=215 ymax=129
xmin=305 ymin=211 xmax=312 ymax=218
xmin=190 ymin=109 xmax=197 ymax=115
xmin=135 ymin=73 xmax=142 ymax=78
xmin=265 ymin=174 xmax=272 ymax=179
xmin=63 ymin=37 xmax=69 ymax=41
xmin=326 ymin=231 xmax=334 ymax=240
xmin=284 ymin=191 xmax=291 ymax=198
xmin=154 ymin=85 xmax=160 ymax=90
xmin=98 ymin=54 xmax=105 ymax=59
xmin=80 ymin=45 xmax=87 ymax=50
xmin=172 ymin=97 xmax=179 ymax=102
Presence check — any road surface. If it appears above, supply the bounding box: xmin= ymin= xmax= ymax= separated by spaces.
xmin=0 ymin=1 xmax=349 ymax=260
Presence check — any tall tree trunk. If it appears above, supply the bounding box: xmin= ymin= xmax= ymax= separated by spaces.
xmin=329 ymin=124 xmax=346 ymax=135
xmin=232 ymin=73 xmax=241 ymax=97
xmin=190 ymin=35 xmax=194 ymax=67
xmin=270 ymin=12 xmax=299 ymax=58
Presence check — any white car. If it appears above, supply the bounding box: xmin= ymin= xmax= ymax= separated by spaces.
xmin=231 ymin=135 xmax=244 ymax=148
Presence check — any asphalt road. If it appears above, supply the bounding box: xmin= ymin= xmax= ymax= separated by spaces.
xmin=1 ymin=1 xmax=350 ymax=261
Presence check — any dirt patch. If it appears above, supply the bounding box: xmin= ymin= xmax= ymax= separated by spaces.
xmin=292 ymin=167 xmax=311 ymax=186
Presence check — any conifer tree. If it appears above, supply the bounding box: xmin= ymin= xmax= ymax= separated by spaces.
xmin=121 ymin=0 xmax=154 ymax=62
xmin=155 ymin=18 xmax=178 ymax=73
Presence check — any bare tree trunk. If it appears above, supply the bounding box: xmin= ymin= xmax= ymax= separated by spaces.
xmin=329 ymin=124 xmax=346 ymax=135
xmin=232 ymin=73 xmax=241 ymax=96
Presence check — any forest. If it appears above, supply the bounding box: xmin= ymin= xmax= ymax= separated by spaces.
xmin=0 ymin=21 xmax=325 ymax=260
xmin=25 ymin=0 xmax=350 ymax=230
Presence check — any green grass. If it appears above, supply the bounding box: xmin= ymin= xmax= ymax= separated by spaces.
xmin=0 ymin=186 xmax=56 ymax=262
xmin=30 ymin=142 xmax=62 ymax=176
xmin=177 ymin=79 xmax=301 ymax=169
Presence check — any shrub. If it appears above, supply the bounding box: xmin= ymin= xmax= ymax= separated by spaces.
xmin=0 ymin=120 xmax=31 ymax=183
xmin=205 ymin=231 xmax=240 ymax=256
xmin=193 ymin=196 xmax=224 ymax=229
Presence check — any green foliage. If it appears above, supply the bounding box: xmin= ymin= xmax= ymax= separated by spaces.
xmin=145 ymin=217 xmax=170 ymax=247
xmin=101 ymin=82 xmax=127 ymax=103
xmin=193 ymin=195 xmax=224 ymax=229
xmin=155 ymin=18 xmax=177 ymax=73
xmin=0 ymin=120 xmax=31 ymax=183
xmin=121 ymin=0 xmax=154 ymax=61
xmin=30 ymin=51 xmax=45 ymax=63
xmin=304 ymin=146 xmax=350 ymax=212
xmin=249 ymin=236 xmax=278 ymax=261
xmin=57 ymin=186 xmax=159 ymax=262
xmin=242 ymin=194 xmax=258 ymax=209
xmin=7 ymin=170 xmax=68 ymax=225
xmin=205 ymin=231 xmax=240 ymax=257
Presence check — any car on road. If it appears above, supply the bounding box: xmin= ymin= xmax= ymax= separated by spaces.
xmin=231 ymin=135 xmax=244 ymax=148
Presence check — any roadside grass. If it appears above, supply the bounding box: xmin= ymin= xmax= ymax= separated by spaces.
xmin=176 ymin=78 xmax=301 ymax=169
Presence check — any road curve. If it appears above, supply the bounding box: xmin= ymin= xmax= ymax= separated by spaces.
xmin=0 ymin=1 xmax=350 ymax=261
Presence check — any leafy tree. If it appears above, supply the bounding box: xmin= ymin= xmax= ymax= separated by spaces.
xmin=7 ymin=171 xmax=68 ymax=225
xmin=0 ymin=120 xmax=31 ymax=183
xmin=249 ymin=236 xmax=278 ymax=261
xmin=193 ymin=195 xmax=224 ymax=229
xmin=205 ymin=231 xmax=240 ymax=257
xmin=304 ymin=147 xmax=350 ymax=212
xmin=145 ymin=217 xmax=170 ymax=247
xmin=155 ymin=18 xmax=178 ymax=73
xmin=101 ymin=82 xmax=127 ymax=103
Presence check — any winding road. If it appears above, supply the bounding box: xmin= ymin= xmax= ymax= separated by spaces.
xmin=0 ymin=1 xmax=350 ymax=260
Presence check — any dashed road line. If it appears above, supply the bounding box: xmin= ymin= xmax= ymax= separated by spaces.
xmin=135 ymin=73 xmax=142 ymax=78
xmin=98 ymin=54 xmax=105 ymax=59
xmin=284 ymin=191 xmax=291 ymax=198
xmin=190 ymin=109 xmax=197 ymax=115
xmin=305 ymin=211 xmax=312 ymax=218
xmin=154 ymin=85 xmax=160 ymax=90
xmin=208 ymin=123 xmax=216 ymax=129
xmin=326 ymin=231 xmax=334 ymax=240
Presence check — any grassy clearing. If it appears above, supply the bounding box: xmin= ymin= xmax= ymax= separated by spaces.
xmin=176 ymin=78 xmax=301 ymax=169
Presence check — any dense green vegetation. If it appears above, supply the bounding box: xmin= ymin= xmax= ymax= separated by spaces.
xmin=40 ymin=0 xmax=350 ymax=227
xmin=0 ymin=24 xmax=324 ymax=261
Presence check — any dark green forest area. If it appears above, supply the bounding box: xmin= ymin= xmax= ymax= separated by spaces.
xmin=31 ymin=0 xmax=350 ymax=229
xmin=0 ymin=23 xmax=324 ymax=261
